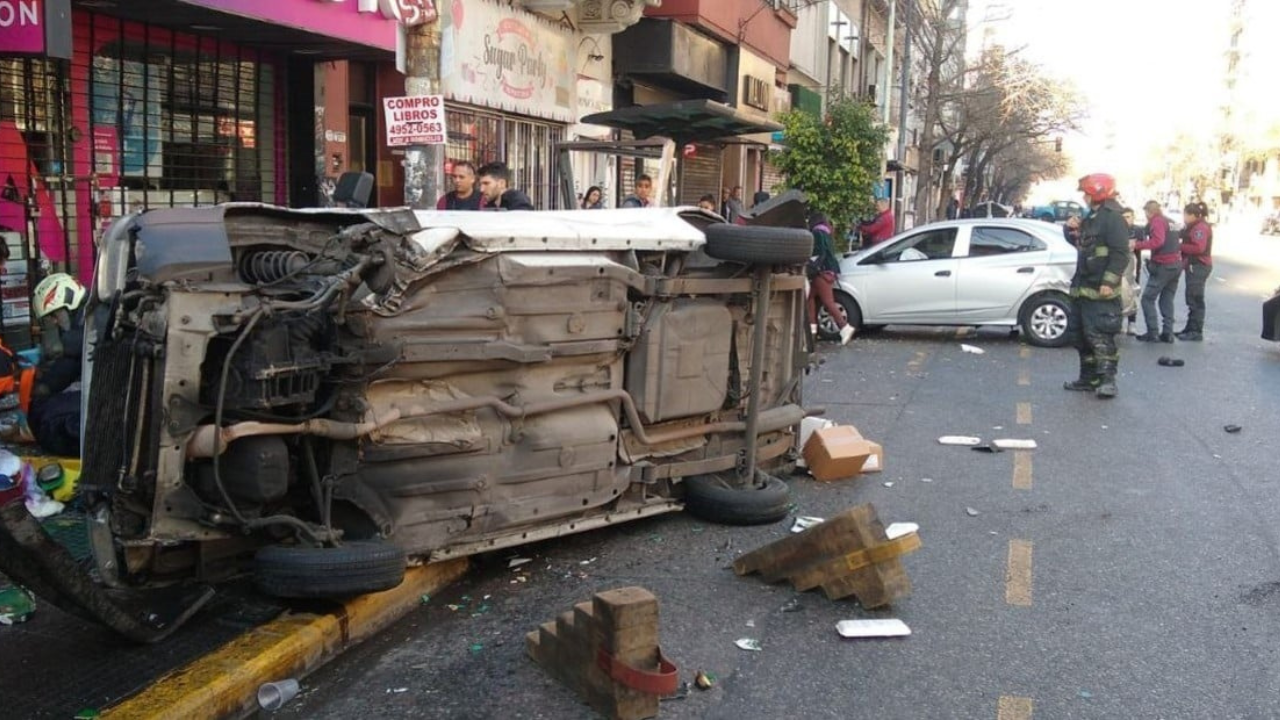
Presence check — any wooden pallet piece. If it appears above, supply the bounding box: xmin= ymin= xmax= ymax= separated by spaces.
xmin=526 ymin=586 xmax=673 ymax=720
xmin=732 ymin=503 xmax=920 ymax=609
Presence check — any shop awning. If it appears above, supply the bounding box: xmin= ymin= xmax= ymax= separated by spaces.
xmin=581 ymin=100 xmax=784 ymax=145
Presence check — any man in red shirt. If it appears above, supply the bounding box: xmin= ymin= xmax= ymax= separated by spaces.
xmin=859 ymin=198 xmax=896 ymax=246
xmin=1176 ymin=201 xmax=1213 ymax=341
xmin=1133 ymin=201 xmax=1181 ymax=343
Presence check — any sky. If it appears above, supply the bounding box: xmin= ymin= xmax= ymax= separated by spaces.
xmin=969 ymin=0 xmax=1230 ymax=202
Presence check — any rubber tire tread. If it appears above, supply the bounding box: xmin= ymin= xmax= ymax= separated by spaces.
xmin=703 ymin=223 xmax=814 ymax=265
xmin=254 ymin=541 xmax=407 ymax=599
xmin=1020 ymin=293 xmax=1074 ymax=348
xmin=682 ymin=472 xmax=791 ymax=526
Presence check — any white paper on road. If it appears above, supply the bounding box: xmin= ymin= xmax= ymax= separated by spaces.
xmin=960 ymin=344 xmax=985 ymax=354
xmin=790 ymin=516 xmax=825 ymax=533
xmin=836 ymin=619 xmax=912 ymax=638
xmin=885 ymin=522 xmax=919 ymax=540
xmin=938 ymin=435 xmax=982 ymax=446
xmin=992 ymin=439 xmax=1037 ymax=450
xmin=735 ymin=638 xmax=763 ymax=651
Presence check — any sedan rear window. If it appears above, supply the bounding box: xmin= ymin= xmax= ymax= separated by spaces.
xmin=968 ymin=227 xmax=1047 ymax=257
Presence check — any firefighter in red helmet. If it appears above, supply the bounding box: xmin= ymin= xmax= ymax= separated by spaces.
xmin=1063 ymin=173 xmax=1131 ymax=398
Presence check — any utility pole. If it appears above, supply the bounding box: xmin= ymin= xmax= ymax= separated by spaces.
xmin=896 ymin=1 xmax=912 ymax=231
xmin=882 ymin=0 xmax=896 ymax=125
xmin=403 ymin=17 xmax=443 ymax=209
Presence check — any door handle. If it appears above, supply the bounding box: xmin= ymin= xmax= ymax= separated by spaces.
xmin=1017 ymin=267 xmax=1035 ymax=274
xmin=935 ymin=270 xmax=952 ymax=277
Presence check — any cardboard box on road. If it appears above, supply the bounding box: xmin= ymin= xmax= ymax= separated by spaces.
xmin=803 ymin=426 xmax=876 ymax=481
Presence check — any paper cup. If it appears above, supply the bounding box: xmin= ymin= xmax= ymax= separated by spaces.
xmin=257 ymin=678 xmax=300 ymax=711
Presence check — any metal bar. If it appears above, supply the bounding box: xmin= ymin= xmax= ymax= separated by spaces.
xmin=738 ymin=265 xmax=773 ymax=486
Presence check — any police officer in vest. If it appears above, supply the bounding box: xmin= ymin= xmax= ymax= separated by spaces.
xmin=1064 ymin=174 xmax=1131 ymax=399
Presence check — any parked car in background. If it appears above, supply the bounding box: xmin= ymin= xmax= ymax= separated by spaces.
xmin=818 ymin=219 xmax=1078 ymax=347
xmin=1026 ymin=200 xmax=1085 ymax=223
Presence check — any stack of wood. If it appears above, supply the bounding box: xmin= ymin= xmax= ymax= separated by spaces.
xmin=733 ymin=503 xmax=920 ymax=608
xmin=527 ymin=586 xmax=678 ymax=720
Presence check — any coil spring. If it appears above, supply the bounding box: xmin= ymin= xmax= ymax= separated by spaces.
xmin=239 ymin=251 xmax=310 ymax=284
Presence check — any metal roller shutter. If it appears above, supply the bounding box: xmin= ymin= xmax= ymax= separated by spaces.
xmin=762 ymin=155 xmax=786 ymax=196
xmin=678 ymin=145 xmax=721 ymax=207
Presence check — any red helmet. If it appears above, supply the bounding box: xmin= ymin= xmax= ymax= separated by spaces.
xmin=1078 ymin=173 xmax=1117 ymax=204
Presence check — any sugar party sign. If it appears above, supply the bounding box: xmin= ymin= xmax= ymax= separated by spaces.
xmin=383 ymin=95 xmax=448 ymax=147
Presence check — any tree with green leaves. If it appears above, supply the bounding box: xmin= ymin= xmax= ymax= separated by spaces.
xmin=769 ymin=97 xmax=889 ymax=245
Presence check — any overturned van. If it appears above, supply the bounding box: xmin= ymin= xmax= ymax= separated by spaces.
xmin=0 ymin=203 xmax=815 ymax=640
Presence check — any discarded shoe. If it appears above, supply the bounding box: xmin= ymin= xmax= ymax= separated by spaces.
xmin=839 ymin=324 xmax=856 ymax=346
xmin=1157 ymin=357 xmax=1185 ymax=367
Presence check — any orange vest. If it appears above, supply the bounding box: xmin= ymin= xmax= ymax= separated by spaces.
xmin=0 ymin=342 xmax=36 ymax=413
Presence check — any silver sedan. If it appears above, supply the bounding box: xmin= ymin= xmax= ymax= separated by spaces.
xmin=820 ymin=218 xmax=1078 ymax=347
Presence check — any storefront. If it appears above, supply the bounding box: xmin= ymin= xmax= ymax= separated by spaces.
xmin=0 ymin=0 xmax=400 ymax=348
xmin=438 ymin=0 xmax=575 ymax=209
xmin=725 ymin=46 xmax=788 ymax=204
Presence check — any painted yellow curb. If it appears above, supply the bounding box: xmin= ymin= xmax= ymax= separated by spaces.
xmin=102 ymin=558 xmax=468 ymax=720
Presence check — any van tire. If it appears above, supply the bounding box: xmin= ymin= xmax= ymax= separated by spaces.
xmin=704 ymin=224 xmax=813 ymax=265
xmin=254 ymin=541 xmax=406 ymax=599
xmin=682 ymin=471 xmax=791 ymax=526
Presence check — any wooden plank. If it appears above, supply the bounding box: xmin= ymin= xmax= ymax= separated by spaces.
xmin=786 ymin=533 xmax=922 ymax=591
xmin=733 ymin=506 xmax=872 ymax=576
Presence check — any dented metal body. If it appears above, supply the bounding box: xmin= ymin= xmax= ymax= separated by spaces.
xmin=0 ymin=204 xmax=808 ymax=636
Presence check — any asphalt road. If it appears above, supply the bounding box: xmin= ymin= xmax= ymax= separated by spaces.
xmin=272 ymin=224 xmax=1280 ymax=720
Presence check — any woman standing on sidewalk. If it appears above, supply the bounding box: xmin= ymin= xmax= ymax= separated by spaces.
xmin=807 ymin=212 xmax=856 ymax=346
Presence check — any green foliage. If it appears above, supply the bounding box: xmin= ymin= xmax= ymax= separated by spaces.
xmin=769 ymin=98 xmax=889 ymax=242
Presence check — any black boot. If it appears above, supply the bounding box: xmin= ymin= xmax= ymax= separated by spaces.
xmin=1064 ymin=354 xmax=1099 ymax=391
xmin=1159 ymin=331 xmax=1175 ymax=343
xmin=1095 ymin=360 xmax=1118 ymax=399
xmin=1134 ymin=332 xmax=1160 ymax=342
xmin=1176 ymin=330 xmax=1203 ymax=341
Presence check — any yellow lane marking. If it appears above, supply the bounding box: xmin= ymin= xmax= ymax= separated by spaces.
xmin=997 ymin=695 xmax=1034 ymax=720
xmin=1016 ymin=402 xmax=1032 ymax=425
xmin=1019 ymin=346 xmax=1031 ymax=360
xmin=907 ymin=350 xmax=928 ymax=374
xmin=1017 ymin=369 xmax=1030 ymax=386
xmin=1006 ymin=540 xmax=1033 ymax=607
xmin=1013 ymin=451 xmax=1033 ymax=490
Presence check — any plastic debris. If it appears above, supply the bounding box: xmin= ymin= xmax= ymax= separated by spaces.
xmin=1079 ymin=690 xmax=1094 ymax=699
xmin=734 ymin=638 xmax=762 ymax=652
xmin=387 ymin=688 xmax=408 ymax=694
xmin=694 ymin=671 xmax=717 ymax=690
xmin=960 ymin=344 xmax=985 ymax=355
xmin=965 ymin=507 xmax=980 ymax=517
xmin=73 ymin=710 xmax=100 ymax=720
xmin=420 ymin=594 xmax=431 ymax=605
xmin=939 ymin=435 xmax=982 ymax=446
xmin=920 ymin=477 xmax=933 ymax=483
xmin=745 ymin=619 xmax=756 ymax=628
xmin=780 ymin=598 xmax=803 ymax=613
xmin=836 ymin=619 xmax=912 ymax=638
xmin=790 ymin=516 xmax=824 ymax=533
xmin=1224 ymin=424 xmax=1242 ymax=434
xmin=882 ymin=482 xmax=894 ymax=488
xmin=257 ymin=679 xmax=300 ymax=711
xmin=469 ymin=643 xmax=484 ymax=654
xmin=579 ymin=558 xmax=597 ymax=565
xmin=0 ymin=584 xmax=35 ymax=625
xmin=507 ymin=558 xmax=532 ymax=569
xmin=885 ymin=522 xmax=919 ymax=540
xmin=993 ymin=439 xmax=1037 ymax=450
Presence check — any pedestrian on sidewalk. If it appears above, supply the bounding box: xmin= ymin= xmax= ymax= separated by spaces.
xmin=1119 ymin=206 xmax=1140 ymax=335
xmin=724 ymin=185 xmax=745 ymax=222
xmin=858 ymin=198 xmax=896 ymax=246
xmin=1176 ymin=201 xmax=1213 ymax=341
xmin=806 ymin=212 xmax=855 ymax=346
xmin=581 ymin=186 xmax=604 ymax=209
xmin=1064 ymin=173 xmax=1129 ymax=399
xmin=620 ymin=174 xmax=653 ymax=208
xmin=1134 ymin=201 xmax=1181 ymax=343
xmin=477 ymin=162 xmax=534 ymax=210
xmin=436 ymin=161 xmax=486 ymax=210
